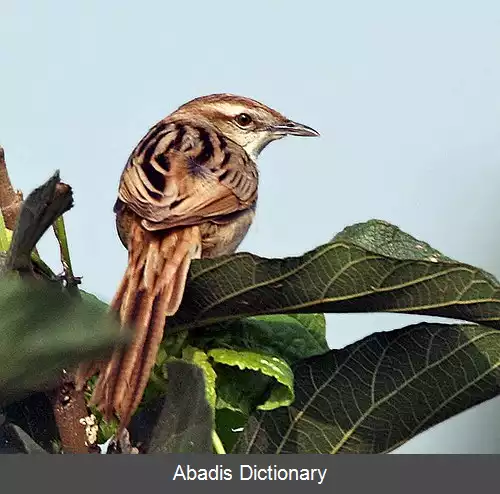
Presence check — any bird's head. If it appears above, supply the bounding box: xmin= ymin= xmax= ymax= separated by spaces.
xmin=172 ymin=93 xmax=319 ymax=160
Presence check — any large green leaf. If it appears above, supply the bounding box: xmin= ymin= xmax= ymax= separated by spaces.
xmin=0 ymin=275 xmax=125 ymax=404
xmin=331 ymin=220 xmax=455 ymax=262
xmin=169 ymin=220 xmax=500 ymax=332
xmin=234 ymin=322 xmax=500 ymax=454
xmin=188 ymin=314 xmax=328 ymax=365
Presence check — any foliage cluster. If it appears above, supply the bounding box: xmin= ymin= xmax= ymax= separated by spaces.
xmin=2 ymin=174 xmax=500 ymax=454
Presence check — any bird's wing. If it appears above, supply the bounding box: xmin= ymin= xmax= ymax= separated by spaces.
xmin=116 ymin=120 xmax=258 ymax=231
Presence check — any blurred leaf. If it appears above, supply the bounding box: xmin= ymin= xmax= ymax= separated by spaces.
xmin=170 ymin=219 xmax=500 ymax=332
xmin=210 ymin=348 xmax=294 ymax=412
xmin=0 ymin=275 xmax=126 ymax=404
xmin=234 ymin=322 xmax=500 ymax=454
xmin=79 ymin=290 xmax=110 ymax=313
xmin=190 ymin=314 xmax=328 ymax=365
xmin=146 ymin=361 xmax=212 ymax=453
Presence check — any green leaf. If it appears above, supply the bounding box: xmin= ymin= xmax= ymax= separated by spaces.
xmin=170 ymin=219 xmax=500 ymax=332
xmin=191 ymin=314 xmax=328 ymax=366
xmin=95 ymin=413 xmax=119 ymax=445
xmin=210 ymin=348 xmax=294 ymax=412
xmin=234 ymin=322 xmax=500 ymax=454
xmin=331 ymin=219 xmax=455 ymax=262
xmin=182 ymin=346 xmax=217 ymax=410
xmin=0 ymin=276 xmax=126 ymax=404
xmin=146 ymin=361 xmax=212 ymax=453
xmin=80 ymin=289 xmax=110 ymax=313
xmin=290 ymin=313 xmax=328 ymax=345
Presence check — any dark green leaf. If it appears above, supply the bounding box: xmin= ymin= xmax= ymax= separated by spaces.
xmin=190 ymin=314 xmax=328 ymax=365
xmin=234 ymin=322 xmax=500 ymax=454
xmin=0 ymin=276 xmax=126 ymax=404
xmin=170 ymin=220 xmax=500 ymax=332
xmin=146 ymin=361 xmax=212 ymax=453
xmin=331 ymin=219 xmax=455 ymax=262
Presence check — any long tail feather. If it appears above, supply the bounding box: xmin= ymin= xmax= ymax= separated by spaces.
xmin=76 ymin=220 xmax=201 ymax=431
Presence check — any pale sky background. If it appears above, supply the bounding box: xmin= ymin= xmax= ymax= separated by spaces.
xmin=2 ymin=1 xmax=500 ymax=453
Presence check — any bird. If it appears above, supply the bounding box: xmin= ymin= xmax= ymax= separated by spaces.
xmin=75 ymin=93 xmax=319 ymax=432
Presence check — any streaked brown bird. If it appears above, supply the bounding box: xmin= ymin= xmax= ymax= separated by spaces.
xmin=76 ymin=93 xmax=319 ymax=431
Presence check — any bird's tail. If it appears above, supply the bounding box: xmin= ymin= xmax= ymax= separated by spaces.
xmin=75 ymin=219 xmax=201 ymax=431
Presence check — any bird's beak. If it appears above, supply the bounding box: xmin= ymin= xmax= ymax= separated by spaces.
xmin=269 ymin=120 xmax=320 ymax=137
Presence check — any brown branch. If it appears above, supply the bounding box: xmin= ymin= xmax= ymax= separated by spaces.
xmin=0 ymin=146 xmax=93 ymax=453
xmin=0 ymin=146 xmax=23 ymax=230
xmin=48 ymin=372 xmax=100 ymax=454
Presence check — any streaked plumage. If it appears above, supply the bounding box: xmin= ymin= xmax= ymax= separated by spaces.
xmin=76 ymin=93 xmax=319 ymax=432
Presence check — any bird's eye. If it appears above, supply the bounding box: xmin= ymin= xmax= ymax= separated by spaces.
xmin=235 ymin=113 xmax=253 ymax=127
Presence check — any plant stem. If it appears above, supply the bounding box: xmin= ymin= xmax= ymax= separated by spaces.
xmin=53 ymin=215 xmax=80 ymax=295
xmin=51 ymin=211 xmax=95 ymax=453
xmin=212 ymin=430 xmax=226 ymax=454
